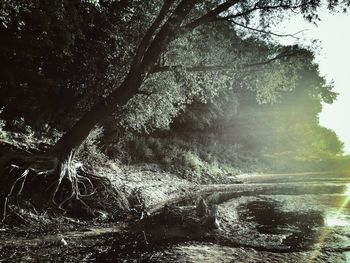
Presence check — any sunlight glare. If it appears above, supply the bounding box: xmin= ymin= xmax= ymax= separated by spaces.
xmin=345 ymin=184 xmax=350 ymax=196
xmin=325 ymin=213 xmax=350 ymax=227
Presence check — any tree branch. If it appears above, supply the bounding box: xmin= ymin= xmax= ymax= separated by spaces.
xmin=243 ymin=52 xmax=300 ymax=67
xmin=216 ymin=3 xmax=308 ymax=21
xmin=183 ymin=1 xmax=310 ymax=30
xmin=229 ymin=20 xmax=307 ymax=39
xmin=183 ymin=0 xmax=240 ymax=30
xmin=132 ymin=0 xmax=176 ymax=68
xmin=151 ymin=52 xmax=301 ymax=73
xmin=138 ymin=0 xmax=200 ymax=74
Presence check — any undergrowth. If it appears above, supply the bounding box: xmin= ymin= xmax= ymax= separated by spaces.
xmin=0 ymin=114 xmax=109 ymax=169
xmin=0 ymin=116 xmax=61 ymax=151
xmin=0 ymin=118 xmax=129 ymax=224
xmin=103 ymin=132 xmax=247 ymax=179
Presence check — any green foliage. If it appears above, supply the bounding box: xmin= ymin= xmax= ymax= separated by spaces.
xmin=180 ymin=151 xmax=204 ymax=174
xmin=105 ymin=47 xmax=342 ymax=174
xmin=0 ymin=0 xmax=149 ymax=129
xmin=0 ymin=114 xmax=61 ymax=150
xmin=1 ymin=0 xmax=343 ymax=133
xmin=0 ymin=108 xmax=6 ymax=140
xmin=127 ymin=136 xmax=155 ymax=162
xmin=254 ymin=60 xmax=298 ymax=104
xmin=76 ymin=126 xmax=108 ymax=167
xmin=105 ymin=131 xmax=244 ymax=178
xmin=1 ymin=0 xmax=347 ymax=177
xmin=168 ymin=47 xmax=343 ymax=173
xmin=119 ymin=29 xmax=307 ymax=134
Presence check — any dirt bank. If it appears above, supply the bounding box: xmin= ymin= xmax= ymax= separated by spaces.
xmin=1 ymin=166 xmax=349 ymax=262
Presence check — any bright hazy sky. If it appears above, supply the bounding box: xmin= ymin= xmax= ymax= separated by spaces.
xmin=274 ymin=10 xmax=350 ymax=153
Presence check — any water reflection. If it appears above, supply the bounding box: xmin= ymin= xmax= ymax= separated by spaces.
xmin=307 ymin=183 xmax=350 ymax=262
xmin=325 ymin=213 xmax=350 ymax=227
xmin=325 ymin=183 xmax=350 ymax=227
xmin=345 ymin=184 xmax=350 ymax=196
xmin=238 ymin=200 xmax=324 ymax=251
xmin=93 ymin=178 xmax=350 ymax=261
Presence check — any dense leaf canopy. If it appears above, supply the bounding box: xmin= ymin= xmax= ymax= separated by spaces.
xmin=0 ymin=0 xmax=346 ymax=168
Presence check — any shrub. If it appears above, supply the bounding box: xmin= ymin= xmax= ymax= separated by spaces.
xmin=0 ymin=113 xmax=61 ymax=150
xmin=76 ymin=126 xmax=108 ymax=167
xmin=102 ymin=132 xmax=245 ymax=177
xmin=0 ymin=108 xmax=6 ymax=140
xmin=180 ymin=150 xmax=204 ymax=174
xmin=206 ymin=160 xmax=222 ymax=176
xmin=147 ymin=137 xmax=163 ymax=159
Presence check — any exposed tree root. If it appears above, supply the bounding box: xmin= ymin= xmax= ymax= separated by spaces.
xmin=0 ymin=146 xmax=128 ymax=224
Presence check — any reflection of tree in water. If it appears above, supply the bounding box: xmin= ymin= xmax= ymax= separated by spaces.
xmin=239 ymin=200 xmax=324 ymax=251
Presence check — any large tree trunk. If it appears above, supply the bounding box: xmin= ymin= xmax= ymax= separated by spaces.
xmin=2 ymin=0 xmax=253 ymax=222
xmin=0 ymin=1 xmax=200 ymax=222
xmin=52 ymin=71 xmax=143 ymax=156
xmin=52 ymin=0 xmax=199 ymax=157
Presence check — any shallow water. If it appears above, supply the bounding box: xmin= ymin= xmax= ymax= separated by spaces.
xmin=3 ymin=172 xmax=349 ymax=262
xmin=230 ymin=173 xmax=350 ymax=253
xmin=92 ymin=173 xmax=350 ymax=262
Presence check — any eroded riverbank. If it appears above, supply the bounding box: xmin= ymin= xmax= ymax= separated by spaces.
xmin=1 ymin=170 xmax=350 ymax=262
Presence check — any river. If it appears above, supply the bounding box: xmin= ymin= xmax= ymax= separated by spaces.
xmin=96 ymin=172 xmax=350 ymax=262
xmin=1 ymin=172 xmax=350 ymax=262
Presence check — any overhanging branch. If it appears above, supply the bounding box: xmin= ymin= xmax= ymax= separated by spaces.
xmin=183 ymin=0 xmax=240 ymax=30
xmin=151 ymin=52 xmax=301 ymax=73
xmin=229 ymin=20 xmax=307 ymax=39
xmin=182 ymin=1 xmax=310 ymax=31
xmin=132 ymin=0 xmax=176 ymax=68
xmin=139 ymin=0 xmax=200 ymax=73
xmin=216 ymin=3 xmax=308 ymax=21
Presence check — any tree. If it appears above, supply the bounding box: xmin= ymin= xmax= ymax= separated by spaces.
xmin=170 ymin=48 xmax=341 ymax=159
xmin=0 ymin=0 xmax=143 ymax=129
xmin=1 ymin=0 xmax=348 ymax=219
